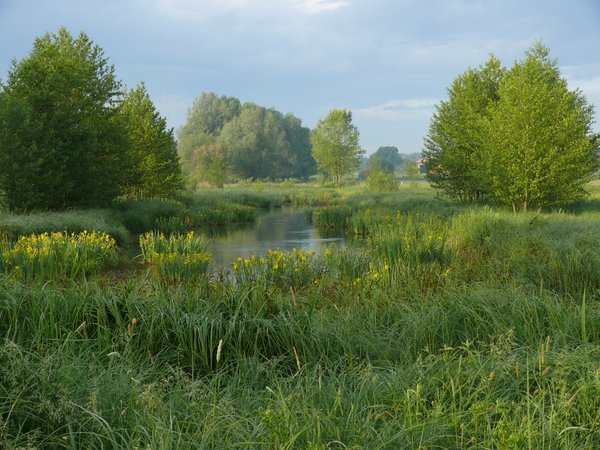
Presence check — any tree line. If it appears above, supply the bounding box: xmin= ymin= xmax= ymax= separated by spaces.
xmin=177 ymin=93 xmax=317 ymax=187
xmin=0 ymin=28 xmax=596 ymax=212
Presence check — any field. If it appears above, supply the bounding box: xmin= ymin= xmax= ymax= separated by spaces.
xmin=1 ymin=183 xmax=599 ymax=449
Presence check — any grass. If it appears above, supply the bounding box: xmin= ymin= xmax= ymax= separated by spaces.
xmin=0 ymin=183 xmax=600 ymax=448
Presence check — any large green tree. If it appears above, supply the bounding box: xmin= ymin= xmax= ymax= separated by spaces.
xmin=218 ymin=103 xmax=288 ymax=179
xmin=423 ymin=55 xmax=504 ymax=202
xmin=179 ymin=94 xmax=316 ymax=183
xmin=0 ymin=27 xmax=130 ymax=210
xmin=177 ymin=92 xmax=241 ymax=179
xmin=483 ymin=43 xmax=597 ymax=211
xmin=311 ymin=109 xmax=363 ymax=186
xmin=281 ymin=113 xmax=317 ymax=178
xmin=120 ymin=83 xmax=183 ymax=198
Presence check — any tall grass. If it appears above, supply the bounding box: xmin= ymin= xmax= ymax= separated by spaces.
xmin=0 ymin=209 xmax=129 ymax=244
xmin=139 ymin=231 xmax=212 ymax=284
xmin=0 ymin=231 xmax=119 ymax=280
xmin=1 ymin=185 xmax=600 ymax=448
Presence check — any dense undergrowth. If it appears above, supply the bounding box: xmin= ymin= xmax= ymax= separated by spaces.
xmin=0 ymin=182 xmax=599 ymax=448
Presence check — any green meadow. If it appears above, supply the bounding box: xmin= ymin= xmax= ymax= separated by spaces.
xmin=1 ymin=183 xmax=599 ymax=449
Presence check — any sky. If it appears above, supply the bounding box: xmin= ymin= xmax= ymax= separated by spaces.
xmin=1 ymin=0 xmax=600 ymax=155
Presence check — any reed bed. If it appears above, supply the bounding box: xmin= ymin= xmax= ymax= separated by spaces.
xmin=0 ymin=230 xmax=118 ymax=280
xmin=139 ymin=231 xmax=212 ymax=284
xmin=1 ymin=185 xmax=600 ymax=448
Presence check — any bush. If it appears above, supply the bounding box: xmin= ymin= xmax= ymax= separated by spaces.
xmin=366 ymin=169 xmax=398 ymax=192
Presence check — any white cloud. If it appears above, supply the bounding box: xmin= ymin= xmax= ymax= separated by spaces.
xmin=142 ymin=0 xmax=347 ymax=19
xmin=354 ymin=98 xmax=439 ymax=120
xmin=292 ymin=0 xmax=349 ymax=14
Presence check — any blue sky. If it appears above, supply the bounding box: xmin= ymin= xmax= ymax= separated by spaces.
xmin=1 ymin=0 xmax=599 ymax=155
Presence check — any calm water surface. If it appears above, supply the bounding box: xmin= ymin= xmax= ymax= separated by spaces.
xmin=206 ymin=207 xmax=346 ymax=270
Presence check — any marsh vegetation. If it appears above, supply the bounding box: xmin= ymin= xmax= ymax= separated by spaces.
xmin=1 ymin=183 xmax=599 ymax=448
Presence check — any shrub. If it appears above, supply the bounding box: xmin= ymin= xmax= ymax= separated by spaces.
xmin=366 ymin=169 xmax=398 ymax=192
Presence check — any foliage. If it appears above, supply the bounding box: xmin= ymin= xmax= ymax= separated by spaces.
xmin=366 ymin=167 xmax=398 ymax=192
xmin=177 ymin=92 xmax=241 ymax=178
xmin=0 ymin=231 xmax=118 ymax=280
xmin=0 ymin=27 xmax=131 ymax=210
xmin=423 ymin=55 xmax=504 ymax=202
xmin=368 ymin=146 xmax=403 ymax=172
xmin=424 ymin=43 xmax=597 ymax=210
xmin=404 ymin=160 xmax=421 ymax=186
xmin=120 ymin=83 xmax=183 ymax=198
xmin=139 ymin=231 xmax=212 ymax=283
xmin=311 ymin=108 xmax=364 ymax=186
xmin=483 ymin=43 xmax=598 ymax=211
xmin=0 ymin=209 xmax=130 ymax=245
xmin=178 ymin=94 xmax=316 ymax=183
xmin=111 ymin=197 xmax=189 ymax=233
xmin=194 ymin=143 xmax=228 ymax=188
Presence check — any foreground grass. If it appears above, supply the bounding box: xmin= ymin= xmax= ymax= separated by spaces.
xmin=1 ymin=183 xmax=600 ymax=448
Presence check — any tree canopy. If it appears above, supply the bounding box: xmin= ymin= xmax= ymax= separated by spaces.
xmin=423 ymin=55 xmax=504 ymax=202
xmin=368 ymin=146 xmax=403 ymax=173
xmin=423 ymin=43 xmax=597 ymax=210
xmin=0 ymin=28 xmax=130 ymax=210
xmin=177 ymin=92 xmax=241 ymax=179
xmin=311 ymin=109 xmax=364 ymax=186
xmin=120 ymin=83 xmax=184 ymax=198
xmin=178 ymin=93 xmax=316 ymax=185
xmin=483 ymin=43 xmax=597 ymax=211
xmin=0 ymin=28 xmax=183 ymax=210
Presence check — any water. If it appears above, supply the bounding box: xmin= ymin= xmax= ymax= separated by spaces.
xmin=206 ymin=207 xmax=346 ymax=270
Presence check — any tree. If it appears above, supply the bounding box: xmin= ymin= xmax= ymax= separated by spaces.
xmin=0 ymin=27 xmax=131 ymax=210
xmin=178 ymin=94 xmax=316 ymax=183
xmin=218 ymin=103 xmax=288 ymax=179
xmin=311 ymin=109 xmax=364 ymax=186
xmin=120 ymin=83 xmax=183 ymax=198
xmin=177 ymin=92 xmax=241 ymax=179
xmin=423 ymin=55 xmax=504 ymax=202
xmin=369 ymin=146 xmax=402 ymax=173
xmin=483 ymin=42 xmax=597 ymax=211
xmin=404 ymin=160 xmax=420 ymax=187
xmin=281 ymin=113 xmax=317 ymax=179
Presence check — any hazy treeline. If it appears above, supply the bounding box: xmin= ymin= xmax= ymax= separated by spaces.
xmin=178 ymin=93 xmax=317 ymax=187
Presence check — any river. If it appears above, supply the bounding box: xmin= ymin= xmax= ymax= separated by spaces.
xmin=205 ymin=207 xmax=346 ymax=271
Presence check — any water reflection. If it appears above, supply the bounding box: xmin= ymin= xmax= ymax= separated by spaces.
xmin=205 ymin=207 xmax=346 ymax=270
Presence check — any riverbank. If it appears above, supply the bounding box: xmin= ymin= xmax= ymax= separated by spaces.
xmin=1 ymin=183 xmax=599 ymax=448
